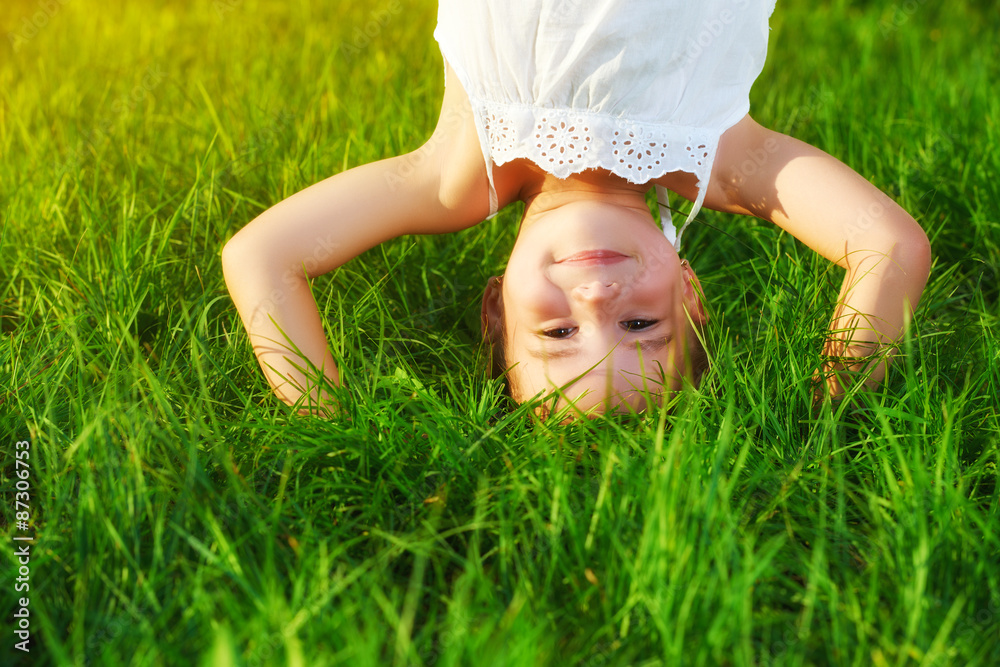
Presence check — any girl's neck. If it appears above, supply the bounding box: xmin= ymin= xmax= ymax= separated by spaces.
xmin=518 ymin=183 xmax=656 ymax=238
xmin=521 ymin=170 xmax=650 ymax=217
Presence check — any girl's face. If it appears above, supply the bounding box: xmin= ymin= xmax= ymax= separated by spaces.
xmin=485 ymin=199 xmax=706 ymax=414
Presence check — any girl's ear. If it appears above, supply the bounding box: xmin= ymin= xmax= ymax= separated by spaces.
xmin=680 ymin=261 xmax=708 ymax=325
xmin=481 ymin=275 xmax=504 ymax=338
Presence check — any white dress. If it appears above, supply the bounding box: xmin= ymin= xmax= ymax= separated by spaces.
xmin=434 ymin=0 xmax=776 ymax=248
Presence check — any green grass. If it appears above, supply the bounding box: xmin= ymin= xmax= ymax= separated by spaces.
xmin=2 ymin=0 xmax=998 ymax=665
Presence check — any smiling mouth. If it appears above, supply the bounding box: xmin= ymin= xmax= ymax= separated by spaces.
xmin=556 ymin=250 xmax=630 ymax=265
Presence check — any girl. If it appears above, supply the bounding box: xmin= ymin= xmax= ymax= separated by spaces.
xmin=222 ymin=0 xmax=931 ymax=417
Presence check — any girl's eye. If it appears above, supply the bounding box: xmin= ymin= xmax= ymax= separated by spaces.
xmin=543 ymin=326 xmax=577 ymax=339
xmin=621 ymin=319 xmax=658 ymax=331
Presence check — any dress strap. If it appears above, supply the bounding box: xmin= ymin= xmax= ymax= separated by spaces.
xmin=657 ymin=183 xmax=701 ymax=252
xmin=674 ymin=181 xmax=706 ymax=252
xmin=658 ymin=137 xmax=717 ymax=252
xmin=656 ymin=185 xmax=677 ymax=246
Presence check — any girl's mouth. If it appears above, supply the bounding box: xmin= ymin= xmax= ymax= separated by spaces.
xmin=556 ymin=250 xmax=630 ymax=265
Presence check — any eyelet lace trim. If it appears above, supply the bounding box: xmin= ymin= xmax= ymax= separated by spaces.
xmin=478 ymin=99 xmax=718 ymax=248
xmin=480 ymin=100 xmax=717 ymax=186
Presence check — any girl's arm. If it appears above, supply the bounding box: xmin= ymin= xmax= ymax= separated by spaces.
xmin=222 ymin=65 xmax=491 ymax=414
xmin=699 ymin=115 xmax=932 ymax=399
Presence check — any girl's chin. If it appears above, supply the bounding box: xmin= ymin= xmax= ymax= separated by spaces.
xmin=510 ymin=203 xmax=678 ymax=276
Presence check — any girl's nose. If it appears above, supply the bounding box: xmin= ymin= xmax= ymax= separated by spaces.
xmin=571 ymin=281 xmax=620 ymax=304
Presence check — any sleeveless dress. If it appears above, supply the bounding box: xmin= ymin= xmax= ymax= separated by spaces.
xmin=434 ymin=0 xmax=776 ymax=249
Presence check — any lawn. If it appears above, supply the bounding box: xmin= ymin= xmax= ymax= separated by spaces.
xmin=1 ymin=0 xmax=998 ymax=665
